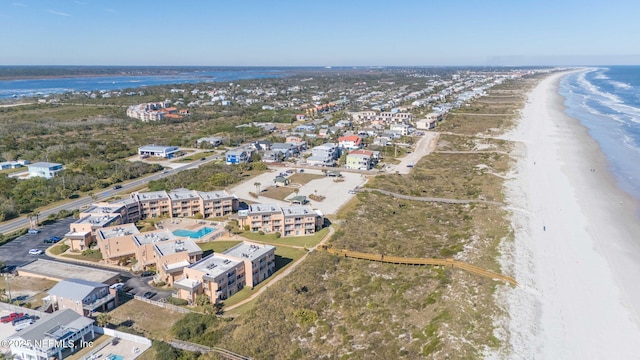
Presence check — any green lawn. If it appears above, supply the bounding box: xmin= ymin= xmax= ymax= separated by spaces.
xmin=239 ymin=227 xmax=330 ymax=248
xmin=219 ymin=246 xmax=306 ymax=311
xmin=198 ymin=240 xmax=242 ymax=256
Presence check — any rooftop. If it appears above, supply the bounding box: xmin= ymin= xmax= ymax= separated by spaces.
xmin=154 ymin=238 xmax=202 ymax=256
xmin=133 ymin=230 xmax=176 ymax=245
xmin=189 ymin=254 xmax=242 ymax=280
xmin=223 ymin=242 xmax=275 ymax=261
xmin=281 ymin=205 xmax=316 ymax=217
xmin=76 ymin=214 xmax=121 ymax=227
xmin=18 ymin=259 xmax=119 ymax=284
xmin=97 ymin=223 xmax=140 ymax=240
xmin=248 ymin=203 xmax=281 ymax=214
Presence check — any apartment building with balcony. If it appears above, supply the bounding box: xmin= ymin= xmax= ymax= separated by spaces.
xmin=131 ymin=189 xmax=237 ymax=219
xmin=238 ymin=204 xmax=323 ymax=237
xmin=174 ymin=241 xmax=275 ymax=304
xmin=155 ymin=239 xmax=203 ymax=285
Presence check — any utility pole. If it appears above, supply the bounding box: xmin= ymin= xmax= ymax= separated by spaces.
xmin=4 ymin=274 xmax=11 ymax=303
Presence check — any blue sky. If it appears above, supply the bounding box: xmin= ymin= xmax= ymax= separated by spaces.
xmin=2 ymin=0 xmax=639 ymax=66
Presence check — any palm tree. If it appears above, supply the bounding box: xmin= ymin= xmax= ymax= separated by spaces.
xmin=27 ymin=213 xmax=34 ymax=229
xmin=254 ymin=182 xmax=261 ymax=194
xmin=33 ymin=210 xmax=40 ymax=227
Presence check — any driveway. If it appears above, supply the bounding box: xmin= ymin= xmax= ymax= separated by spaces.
xmin=385 ymin=132 xmax=439 ymax=174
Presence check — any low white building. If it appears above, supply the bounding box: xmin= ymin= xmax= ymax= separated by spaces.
xmin=27 ymin=162 xmax=63 ymax=179
xmin=138 ymin=145 xmax=180 ymax=158
xmin=8 ymin=309 xmax=95 ymax=360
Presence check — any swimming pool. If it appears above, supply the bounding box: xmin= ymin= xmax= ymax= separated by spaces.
xmin=173 ymin=227 xmax=215 ymax=239
xmin=106 ymin=355 xmax=124 ymax=360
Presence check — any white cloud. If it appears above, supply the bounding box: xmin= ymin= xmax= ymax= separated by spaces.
xmin=47 ymin=9 xmax=72 ymax=17
xmin=105 ymin=8 xmax=117 ymax=14
xmin=12 ymin=2 xmax=27 ymax=7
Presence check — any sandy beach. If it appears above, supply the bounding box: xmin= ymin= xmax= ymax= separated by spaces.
xmin=495 ymin=71 xmax=640 ymax=359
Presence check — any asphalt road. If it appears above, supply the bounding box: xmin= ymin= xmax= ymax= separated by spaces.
xmin=0 ymin=154 xmax=221 ymax=237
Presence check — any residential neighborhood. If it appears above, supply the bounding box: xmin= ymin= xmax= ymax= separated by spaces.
xmin=0 ymin=66 xmax=545 ymax=359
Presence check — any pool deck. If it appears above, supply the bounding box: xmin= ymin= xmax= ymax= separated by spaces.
xmin=157 ymin=218 xmax=225 ymax=242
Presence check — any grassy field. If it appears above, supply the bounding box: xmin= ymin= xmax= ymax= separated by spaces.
xmin=238 ymin=227 xmax=329 ymax=248
xmin=107 ymin=299 xmax=187 ymax=341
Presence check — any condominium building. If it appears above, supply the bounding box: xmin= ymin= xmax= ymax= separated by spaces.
xmin=132 ymin=189 xmax=237 ymax=219
xmin=238 ymin=204 xmax=323 ymax=237
xmin=174 ymin=241 xmax=275 ymax=304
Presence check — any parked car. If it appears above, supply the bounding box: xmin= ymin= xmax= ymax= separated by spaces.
xmin=12 ymin=314 xmax=31 ymax=326
xmin=43 ymin=236 xmax=61 ymax=244
xmin=1 ymin=312 xmax=24 ymax=323
xmin=348 ymin=190 xmax=356 ymax=194
xmin=109 ymin=283 xmax=125 ymax=291
xmin=201 ymin=158 xmax=206 ymax=161
xmin=142 ymin=291 xmax=156 ymax=299
xmin=113 ymin=185 xmax=122 ymax=190
xmin=28 ymin=249 xmax=43 ymax=255
xmin=140 ymin=271 xmax=155 ymax=277
xmin=27 ymin=228 xmax=40 ymax=234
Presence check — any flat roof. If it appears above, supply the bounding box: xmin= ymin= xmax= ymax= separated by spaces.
xmin=199 ymin=190 xmax=234 ymax=200
xmin=168 ymin=189 xmax=199 ymax=201
xmin=154 ymin=238 xmax=202 ymax=256
xmin=98 ymin=223 xmax=140 ymax=240
xmin=82 ymin=204 xmax=124 ymax=215
xmin=75 ymin=214 xmax=121 ymax=227
xmin=18 ymin=259 xmax=119 ymax=284
xmin=281 ymin=205 xmax=316 ymax=217
xmin=248 ymin=203 xmax=281 ymax=214
xmin=223 ymin=242 xmax=274 ymax=261
xmin=138 ymin=145 xmax=179 ymax=152
xmin=133 ymin=230 xmax=176 ymax=245
xmin=135 ymin=190 xmax=169 ymax=201
xmin=189 ymin=254 xmax=241 ymax=280
xmin=28 ymin=162 xmax=62 ymax=168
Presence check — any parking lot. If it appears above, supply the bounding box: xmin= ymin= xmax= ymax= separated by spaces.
xmin=230 ymin=168 xmax=368 ymax=215
xmin=0 ymin=217 xmax=75 ymax=267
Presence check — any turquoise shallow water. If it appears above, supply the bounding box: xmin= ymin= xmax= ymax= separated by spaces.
xmin=173 ymin=227 xmax=215 ymax=239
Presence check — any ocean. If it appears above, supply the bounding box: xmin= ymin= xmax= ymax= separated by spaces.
xmin=560 ymin=66 xmax=640 ymax=203
xmin=0 ymin=68 xmax=286 ymax=99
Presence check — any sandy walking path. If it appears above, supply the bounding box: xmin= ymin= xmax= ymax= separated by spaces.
xmin=494 ymin=71 xmax=640 ymax=359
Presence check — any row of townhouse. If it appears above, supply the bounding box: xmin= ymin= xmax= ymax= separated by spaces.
xmin=65 ymin=189 xmax=237 ymax=251
xmin=238 ymin=203 xmax=324 ymax=237
xmin=175 ymin=241 xmax=276 ymax=304
xmin=350 ymin=111 xmax=413 ymax=124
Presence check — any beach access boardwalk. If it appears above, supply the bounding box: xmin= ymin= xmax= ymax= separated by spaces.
xmin=318 ymin=246 xmax=518 ymax=286
xmin=356 ymin=187 xmax=504 ymax=206
xmin=170 ymin=339 xmax=253 ymax=360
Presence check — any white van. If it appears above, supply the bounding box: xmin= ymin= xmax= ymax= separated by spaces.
xmin=14 ymin=318 xmax=33 ymax=331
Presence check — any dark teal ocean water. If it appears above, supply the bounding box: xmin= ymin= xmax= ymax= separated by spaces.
xmin=560 ymin=66 xmax=640 ymax=202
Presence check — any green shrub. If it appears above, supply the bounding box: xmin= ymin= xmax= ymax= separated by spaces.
xmin=167 ymin=297 xmax=189 ymax=306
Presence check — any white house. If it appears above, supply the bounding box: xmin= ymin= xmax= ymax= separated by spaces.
xmin=138 ymin=145 xmax=180 ymax=159
xmin=307 ymin=143 xmax=339 ymax=167
xmin=8 ymin=309 xmax=95 ymax=360
xmin=27 ymin=162 xmax=63 ymax=179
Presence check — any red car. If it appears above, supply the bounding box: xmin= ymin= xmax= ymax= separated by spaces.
xmin=1 ymin=312 xmax=24 ymax=323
